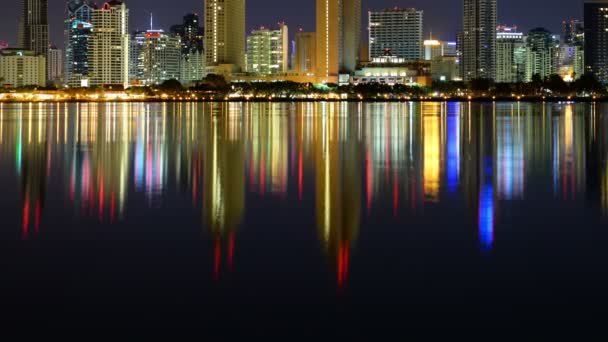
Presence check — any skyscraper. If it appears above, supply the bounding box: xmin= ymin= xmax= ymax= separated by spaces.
xmin=171 ymin=13 xmax=205 ymax=84
xmin=64 ymin=0 xmax=94 ymax=87
xmin=19 ymin=0 xmax=49 ymax=57
xmin=316 ymin=0 xmax=361 ymax=82
xmin=585 ymin=1 xmax=608 ymax=83
xmin=89 ymin=0 xmax=129 ymax=88
xmin=496 ymin=25 xmax=525 ymax=83
xmin=369 ymin=8 xmax=423 ymax=61
xmin=204 ymin=0 xmax=246 ymax=74
xmin=142 ymin=30 xmax=182 ymax=85
xmin=463 ymin=0 xmax=497 ymax=81
xmin=246 ymin=24 xmax=289 ymax=75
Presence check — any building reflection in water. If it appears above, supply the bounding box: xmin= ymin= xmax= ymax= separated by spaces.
xmin=313 ymin=103 xmax=361 ymax=288
xmin=203 ymin=103 xmax=246 ymax=279
xmin=3 ymin=101 xmax=608 ymax=276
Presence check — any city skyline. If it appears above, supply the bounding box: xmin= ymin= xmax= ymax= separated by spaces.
xmin=0 ymin=0 xmax=584 ymax=47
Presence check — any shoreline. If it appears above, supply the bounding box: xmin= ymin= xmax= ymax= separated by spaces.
xmin=0 ymin=96 xmax=602 ymax=104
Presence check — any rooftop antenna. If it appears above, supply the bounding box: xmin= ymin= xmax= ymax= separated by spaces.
xmin=150 ymin=12 xmax=153 ymax=31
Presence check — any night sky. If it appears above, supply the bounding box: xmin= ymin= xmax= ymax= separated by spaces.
xmin=0 ymin=0 xmax=584 ymax=47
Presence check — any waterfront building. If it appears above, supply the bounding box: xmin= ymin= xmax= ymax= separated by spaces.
xmin=89 ymin=0 xmax=130 ymax=88
xmin=246 ymin=24 xmax=289 ymax=75
xmin=350 ymin=57 xmax=431 ymax=86
xmin=204 ymin=0 xmax=246 ymax=75
xmin=316 ymin=0 xmax=361 ymax=82
xmin=584 ymin=1 xmax=608 ymax=82
xmin=64 ymin=0 xmax=94 ymax=87
xmin=462 ymin=0 xmax=497 ymax=81
xmin=180 ymin=49 xmax=205 ymax=85
xmin=496 ymin=25 xmax=525 ymax=83
xmin=369 ymin=8 xmax=423 ymax=61
xmin=294 ymin=31 xmax=316 ymax=76
xmin=129 ymin=31 xmax=145 ymax=85
xmin=0 ymin=49 xmax=46 ymax=87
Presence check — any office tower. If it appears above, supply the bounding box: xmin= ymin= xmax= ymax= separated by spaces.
xmin=316 ymin=0 xmax=362 ymax=81
xmin=525 ymin=28 xmax=559 ymax=81
xmin=19 ymin=0 xmax=49 ymax=57
xmin=0 ymin=49 xmax=46 ymax=87
xmin=562 ymin=19 xmax=584 ymax=45
xmin=246 ymin=24 xmax=288 ymax=75
xmin=204 ymin=0 xmax=246 ymax=74
xmin=89 ymin=0 xmax=130 ymax=88
xmin=142 ymin=30 xmax=182 ymax=85
xmin=462 ymin=0 xmax=497 ymax=81
xmin=496 ymin=25 xmax=525 ymax=83
xmin=64 ymin=0 xmax=94 ymax=87
xmin=369 ymin=8 xmax=423 ymax=61
xmin=294 ymin=31 xmax=316 ymax=75
xmin=48 ymin=46 xmax=63 ymax=82
xmin=180 ymin=49 xmax=205 ymax=84
xmin=585 ymin=1 xmax=608 ymax=82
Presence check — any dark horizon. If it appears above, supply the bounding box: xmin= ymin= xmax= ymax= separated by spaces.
xmin=0 ymin=0 xmax=583 ymax=48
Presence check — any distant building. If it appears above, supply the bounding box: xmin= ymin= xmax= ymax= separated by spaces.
xmin=584 ymin=1 xmax=608 ymax=82
xmin=525 ymin=28 xmax=559 ymax=81
xmin=129 ymin=31 xmax=146 ymax=85
xmin=316 ymin=0 xmax=361 ymax=81
xmin=424 ymin=40 xmax=445 ymax=61
xmin=64 ymin=0 xmax=94 ymax=87
xmin=142 ymin=30 xmax=182 ymax=85
xmin=561 ymin=19 xmax=584 ymax=45
xmin=369 ymin=8 xmax=423 ymax=61
xmin=496 ymin=26 xmax=525 ymax=83
xmin=294 ymin=31 xmax=316 ymax=75
xmin=180 ymin=49 xmax=205 ymax=85
xmin=431 ymin=56 xmax=461 ymax=81
xmin=48 ymin=46 xmax=63 ymax=83
xmin=0 ymin=49 xmax=46 ymax=87
xmin=89 ymin=0 xmax=130 ymax=88
xmin=246 ymin=24 xmax=288 ymax=75
xmin=204 ymin=0 xmax=246 ymax=74
xmin=462 ymin=0 xmax=497 ymax=81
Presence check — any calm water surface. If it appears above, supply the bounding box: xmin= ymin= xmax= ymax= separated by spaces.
xmin=1 ymin=101 xmax=607 ymax=333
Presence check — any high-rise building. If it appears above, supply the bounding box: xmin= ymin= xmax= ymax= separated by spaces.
xmin=19 ymin=0 xmax=49 ymax=57
xmin=0 ymin=49 xmax=46 ymax=87
xmin=246 ymin=24 xmax=288 ymax=75
xmin=562 ymin=19 xmax=584 ymax=45
xmin=64 ymin=0 xmax=94 ymax=87
xmin=584 ymin=1 xmax=608 ymax=82
xmin=294 ymin=31 xmax=316 ymax=75
xmin=462 ymin=0 xmax=497 ymax=81
xmin=89 ymin=0 xmax=130 ymax=88
xmin=142 ymin=30 xmax=182 ymax=85
xmin=48 ymin=46 xmax=63 ymax=83
xmin=369 ymin=8 xmax=423 ymax=61
xmin=525 ymin=28 xmax=559 ymax=81
xmin=496 ymin=25 xmax=525 ymax=83
xmin=171 ymin=13 xmax=205 ymax=85
xmin=204 ymin=0 xmax=246 ymax=74
xmin=316 ymin=0 xmax=362 ymax=81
